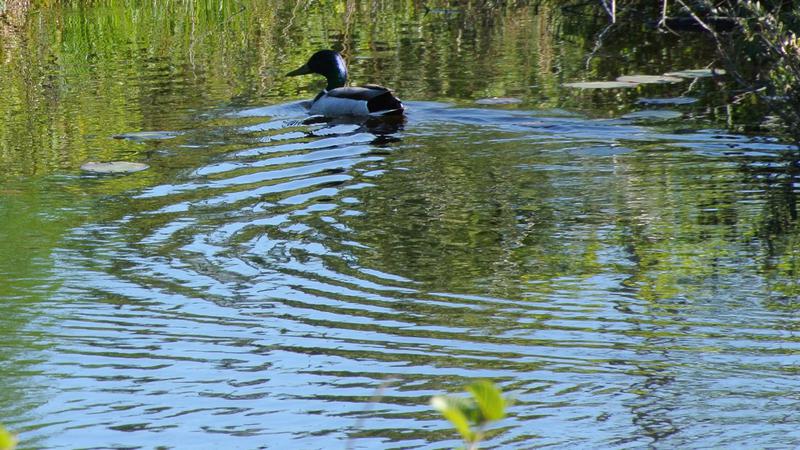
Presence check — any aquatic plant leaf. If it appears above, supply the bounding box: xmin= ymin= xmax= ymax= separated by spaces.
xmin=562 ymin=81 xmax=639 ymax=89
xmin=467 ymin=380 xmax=507 ymax=423
xmin=569 ymin=145 xmax=635 ymax=156
xmin=637 ymin=97 xmax=698 ymax=105
xmin=112 ymin=131 xmax=181 ymax=141
xmin=0 ymin=426 xmax=17 ymax=450
xmin=622 ymin=110 xmax=683 ymax=120
xmin=616 ymin=75 xmax=683 ymax=84
xmin=431 ymin=395 xmax=477 ymax=441
xmin=664 ymin=69 xmax=725 ymax=78
xmin=80 ymin=161 xmax=150 ymax=174
xmin=475 ymin=97 xmax=523 ymax=105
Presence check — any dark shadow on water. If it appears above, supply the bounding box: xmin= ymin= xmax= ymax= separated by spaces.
xmin=234 ymin=100 xmax=408 ymax=146
xmin=303 ymin=114 xmax=406 ymax=138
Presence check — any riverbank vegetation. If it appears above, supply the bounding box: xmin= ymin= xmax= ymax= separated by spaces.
xmin=587 ymin=0 xmax=800 ymax=142
xmin=1 ymin=0 xmax=797 ymax=169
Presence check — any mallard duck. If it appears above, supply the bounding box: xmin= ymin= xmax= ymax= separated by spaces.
xmin=287 ymin=50 xmax=404 ymax=117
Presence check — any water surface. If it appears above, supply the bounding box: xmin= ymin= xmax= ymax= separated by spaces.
xmin=2 ymin=1 xmax=800 ymax=449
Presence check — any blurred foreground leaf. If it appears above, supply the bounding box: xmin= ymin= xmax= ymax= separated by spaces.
xmin=431 ymin=380 xmax=511 ymax=449
xmin=0 ymin=426 xmax=17 ymax=450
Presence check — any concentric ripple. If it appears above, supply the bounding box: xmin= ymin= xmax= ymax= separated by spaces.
xmin=16 ymin=102 xmax=800 ymax=448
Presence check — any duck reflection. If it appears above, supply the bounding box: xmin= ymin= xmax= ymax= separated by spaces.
xmin=302 ymin=113 xmax=405 ymax=144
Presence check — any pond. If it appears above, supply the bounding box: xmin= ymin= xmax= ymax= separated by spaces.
xmin=2 ymin=1 xmax=800 ymax=449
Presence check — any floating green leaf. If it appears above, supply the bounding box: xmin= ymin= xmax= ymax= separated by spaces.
xmin=112 ymin=131 xmax=181 ymax=141
xmin=80 ymin=161 xmax=150 ymax=174
xmin=569 ymin=145 xmax=635 ymax=156
xmin=475 ymin=97 xmax=523 ymax=105
xmin=616 ymin=75 xmax=683 ymax=84
xmin=562 ymin=81 xmax=639 ymax=89
xmin=622 ymin=110 xmax=683 ymax=120
xmin=664 ymin=69 xmax=725 ymax=78
xmin=637 ymin=97 xmax=698 ymax=106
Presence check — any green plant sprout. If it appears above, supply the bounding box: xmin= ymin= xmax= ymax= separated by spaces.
xmin=430 ymin=380 xmax=511 ymax=450
xmin=0 ymin=426 xmax=17 ymax=450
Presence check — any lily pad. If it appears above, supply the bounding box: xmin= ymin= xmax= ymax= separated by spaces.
xmin=424 ymin=7 xmax=462 ymax=15
xmin=562 ymin=81 xmax=639 ymax=89
xmin=81 ymin=161 xmax=150 ymax=174
xmin=664 ymin=69 xmax=726 ymax=78
xmin=475 ymin=97 xmax=523 ymax=105
xmin=616 ymin=75 xmax=683 ymax=84
xmin=622 ymin=110 xmax=683 ymax=120
xmin=569 ymin=145 xmax=635 ymax=156
xmin=112 ymin=131 xmax=181 ymax=141
xmin=637 ymin=96 xmax=698 ymax=105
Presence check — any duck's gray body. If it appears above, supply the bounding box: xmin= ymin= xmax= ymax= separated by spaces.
xmin=310 ymin=85 xmax=403 ymax=116
xmin=288 ymin=50 xmax=404 ymax=118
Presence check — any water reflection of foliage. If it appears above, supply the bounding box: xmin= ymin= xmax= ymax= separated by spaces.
xmin=0 ymin=0 xmax=626 ymax=177
xmin=341 ymin=125 xmax=800 ymax=314
xmin=1 ymin=0 xmax=797 ymax=305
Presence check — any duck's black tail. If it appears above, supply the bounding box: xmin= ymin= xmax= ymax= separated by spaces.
xmin=367 ymin=91 xmax=404 ymax=116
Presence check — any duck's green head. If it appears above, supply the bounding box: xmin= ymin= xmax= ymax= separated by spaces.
xmin=287 ymin=50 xmax=348 ymax=91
